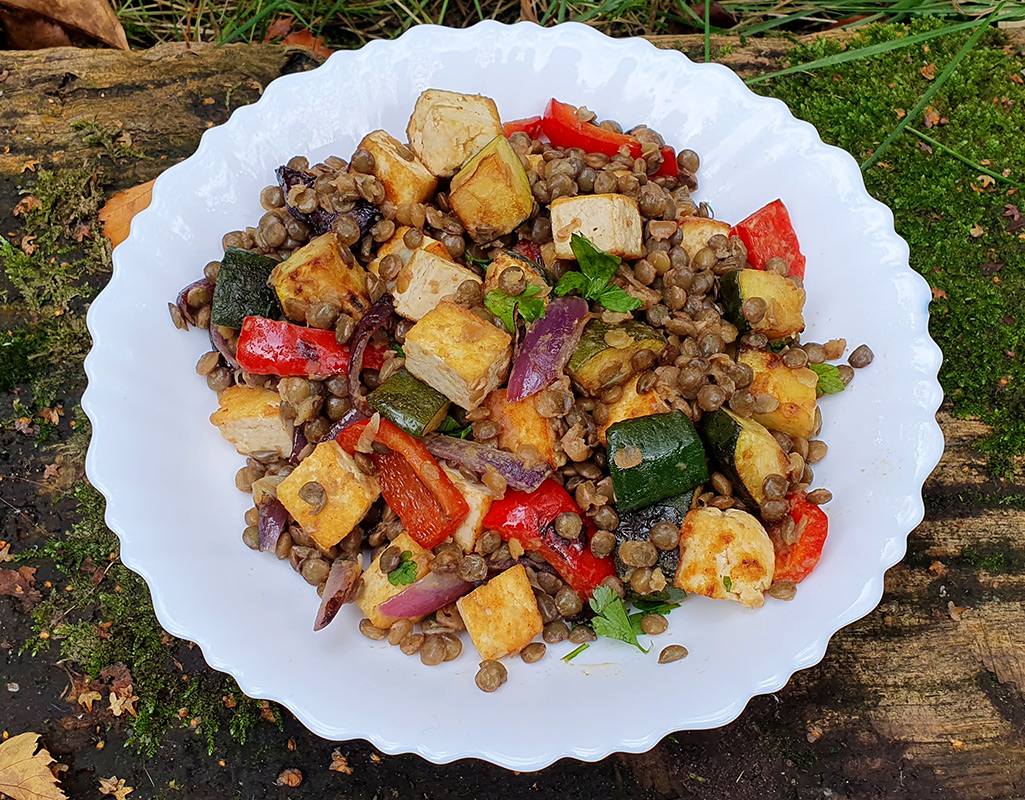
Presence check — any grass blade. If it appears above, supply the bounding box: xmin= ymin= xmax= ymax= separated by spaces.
xmin=704 ymin=0 xmax=711 ymax=62
xmin=907 ymin=127 xmax=1022 ymax=188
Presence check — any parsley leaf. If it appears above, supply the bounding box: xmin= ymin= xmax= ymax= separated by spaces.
xmin=436 ymin=415 xmax=472 ymax=439
xmin=387 ymin=550 xmax=417 ymax=586
xmin=809 ymin=362 xmax=845 ymax=396
xmin=484 ymin=285 xmax=546 ymax=333
xmin=722 ymin=575 xmax=733 ymax=592
xmin=589 ymin=585 xmax=650 ymax=653
xmin=554 ymin=234 xmax=643 ymax=313
xmin=464 ymin=252 xmax=492 ymax=273
xmin=766 ymin=339 xmax=790 ymax=353
xmin=632 ymin=598 xmax=682 ymax=616
xmin=389 ymin=342 xmax=405 ymax=358
xmin=562 ymin=643 xmax=590 ymax=662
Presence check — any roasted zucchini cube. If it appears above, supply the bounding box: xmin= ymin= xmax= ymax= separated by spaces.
xmin=209 ymin=385 xmax=293 ymax=459
xmin=404 ymin=301 xmax=512 ymax=410
xmin=457 ymin=564 xmax=543 ymax=661
xmin=393 ymin=248 xmax=482 ymax=321
xmin=441 ymin=465 xmax=494 ymax=553
xmin=674 ymin=506 xmax=774 ymax=608
xmin=449 ymin=135 xmax=534 ymax=243
xmin=406 ymin=89 xmax=503 ymax=178
xmin=701 ymin=409 xmax=790 ymax=507
xmin=357 ymin=129 xmax=438 ymax=206
xmin=275 ymin=441 xmax=381 ymax=551
xmin=357 ymin=531 xmax=434 ymax=628
xmin=614 ymin=493 xmax=691 ymax=593
xmin=367 ymin=225 xmax=452 ymax=278
xmin=549 ymin=193 xmax=643 ymax=260
xmin=210 ymin=247 xmax=280 ymax=329
xmin=738 ymin=347 xmax=818 ymax=438
xmin=483 ymin=251 xmax=550 ymax=298
xmin=673 ymin=217 xmax=731 ymax=260
xmin=719 ymin=268 xmax=805 ymax=340
xmin=268 ymin=232 xmax=370 ymax=321
xmin=367 ymin=368 xmax=450 ymax=438
xmin=596 ymin=373 xmax=670 ymax=446
xmin=567 ymin=320 xmax=665 ymax=395
xmin=484 ymin=388 xmax=557 ymax=468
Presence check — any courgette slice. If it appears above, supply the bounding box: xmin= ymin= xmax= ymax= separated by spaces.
xmin=737 ymin=347 xmax=818 ymax=438
xmin=700 ymin=408 xmax=789 ymax=507
xmin=719 ymin=269 xmax=805 ymax=340
xmin=606 ymin=411 xmax=709 ymax=514
xmin=367 ymin=369 xmax=450 ymax=438
xmin=567 ymin=320 xmax=665 ymax=395
xmin=210 ymin=247 xmax=281 ymax=329
xmin=614 ymin=492 xmax=692 ymax=587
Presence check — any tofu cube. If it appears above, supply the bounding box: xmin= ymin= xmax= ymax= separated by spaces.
xmin=449 ymin=135 xmax=534 ymax=243
xmin=675 ymin=507 xmax=775 ymax=609
xmin=367 ymin=225 xmax=451 ymax=278
xmin=674 ymin=217 xmax=731 ymax=261
xmin=406 ymin=89 xmax=503 ymax=178
xmin=457 ymin=564 xmax=543 ymax=660
xmin=393 ymin=248 xmax=482 ymax=321
xmin=209 ymin=385 xmax=293 ymax=459
xmin=356 ymin=531 xmax=433 ymax=628
xmin=269 ymin=232 xmax=370 ymax=321
xmin=357 ymin=129 xmax=438 ymax=206
xmin=441 ymin=465 xmax=494 ymax=553
xmin=738 ymin=347 xmax=818 ymax=438
xmin=404 ymin=301 xmax=512 ymax=410
xmin=549 ymin=193 xmax=643 ymax=260
xmin=276 ymin=441 xmax=380 ymax=551
xmin=595 ymin=374 xmax=670 ymax=446
xmin=483 ymin=251 xmax=550 ymax=299
xmin=484 ymin=389 xmax=556 ymax=467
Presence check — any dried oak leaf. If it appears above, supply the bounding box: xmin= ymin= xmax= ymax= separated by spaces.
xmin=923 ymin=106 xmax=941 ymax=129
xmin=98 ymin=776 xmax=133 ymax=799
xmin=77 ymin=689 xmax=103 ymax=712
xmin=262 ymin=15 xmax=294 ymax=42
xmin=108 ymin=689 xmax=139 ymax=718
xmin=981 ymin=261 xmax=1004 ymax=276
xmin=329 ymin=749 xmax=353 ymax=774
xmin=0 ymin=732 xmax=68 ymax=800
xmin=0 ymin=0 xmax=128 ymax=50
xmin=281 ymin=29 xmax=332 ymax=59
xmin=275 ymin=768 xmax=303 ymax=787
xmin=978 ymin=174 xmax=996 ymax=189
xmin=97 ymin=179 xmax=153 ymax=249
xmin=12 ymin=195 xmax=41 ymax=217
xmin=1005 ymin=204 xmax=1021 ymax=221
xmin=921 ymin=62 xmax=937 ymax=80
xmin=0 ymin=566 xmax=42 ymax=609
xmin=931 ymin=287 xmax=947 ymax=300
xmin=970 ymin=222 xmax=985 ymax=238
xmin=100 ymin=662 xmax=133 ymax=696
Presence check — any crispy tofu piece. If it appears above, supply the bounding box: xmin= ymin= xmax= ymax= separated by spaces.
xmin=441 ymin=465 xmax=494 ymax=553
xmin=482 ymin=251 xmax=550 ymax=299
xmin=276 ymin=441 xmax=380 ymax=551
xmin=367 ymin=225 xmax=452 ymax=277
xmin=457 ymin=564 xmax=543 ymax=660
xmin=738 ymin=347 xmax=818 ymax=438
xmin=357 ymin=129 xmax=438 ymax=206
xmin=393 ymin=248 xmax=482 ymax=321
xmin=484 ymin=389 xmax=557 ymax=468
xmin=406 ymin=89 xmax=503 ymax=178
xmin=674 ymin=217 xmax=731 ymax=261
xmin=675 ymin=507 xmax=774 ymax=609
xmin=549 ymin=193 xmax=643 ymax=260
xmin=449 ymin=135 xmax=534 ymax=243
xmin=269 ymin=232 xmax=370 ymax=321
xmin=210 ymin=385 xmax=293 ymax=459
xmin=595 ymin=374 xmax=670 ymax=446
xmin=404 ymin=301 xmax=512 ymax=410
xmin=357 ymin=532 xmax=433 ymax=628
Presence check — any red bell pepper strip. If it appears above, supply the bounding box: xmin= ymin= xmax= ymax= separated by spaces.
xmin=235 ymin=316 xmax=386 ymax=377
xmin=541 ymin=98 xmax=679 ymax=178
xmin=729 ymin=199 xmax=807 ymax=280
xmin=336 ymin=418 xmax=469 ymax=549
xmin=503 ymin=115 xmax=544 ymax=139
xmin=482 ymin=480 xmax=615 ymax=599
xmin=769 ymin=492 xmax=828 ymax=583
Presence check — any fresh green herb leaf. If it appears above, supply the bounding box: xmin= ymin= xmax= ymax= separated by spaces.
xmin=437 ymin=415 xmax=472 ymax=439
xmin=553 ymin=234 xmax=642 ymax=313
xmin=809 ymin=362 xmax=845 ymax=396
xmin=722 ymin=575 xmax=733 ymax=592
xmin=632 ymin=599 xmax=682 ymax=615
xmin=387 ymin=550 xmax=417 ymax=586
xmin=589 ymin=585 xmax=651 ymax=653
xmin=553 ymin=271 xmax=588 ymax=297
xmin=464 ymin=252 xmax=492 ymax=272
xmin=571 ymin=233 xmax=620 ymax=286
xmin=596 ymin=285 xmax=642 ymax=313
xmin=483 ymin=285 xmax=545 ymax=333
xmin=389 ymin=342 xmax=405 ymax=358
xmin=562 ymin=643 xmax=590 ymax=662
xmin=766 ymin=339 xmax=789 ymax=353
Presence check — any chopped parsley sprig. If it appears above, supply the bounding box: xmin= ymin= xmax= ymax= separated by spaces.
xmin=484 ymin=285 xmax=546 ymax=333
xmin=809 ymin=362 xmax=845 ymax=396
xmin=554 ymin=234 xmax=643 ymax=313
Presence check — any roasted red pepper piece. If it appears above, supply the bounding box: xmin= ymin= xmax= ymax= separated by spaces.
xmin=235 ymin=316 xmax=385 ymax=377
xmin=541 ymin=98 xmax=678 ymax=178
xmin=730 ymin=199 xmax=806 ymax=280
xmin=336 ymin=418 xmax=469 ymax=549
xmin=768 ymin=492 xmax=828 ymax=583
xmin=482 ymin=480 xmax=615 ymax=598
xmin=503 ymin=115 xmax=544 ymax=139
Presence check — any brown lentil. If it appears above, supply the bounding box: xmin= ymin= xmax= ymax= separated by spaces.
xmin=475 ymin=660 xmax=508 ymax=692
xmin=400 ymin=633 xmax=425 ymax=655
xmin=388 ymin=619 xmax=414 ymax=646
xmin=359 ymin=618 xmax=388 ymax=641
xmin=419 ymin=634 xmax=447 ymax=666
xmin=619 ymin=540 xmax=658 ymax=568
xmin=520 ymin=642 xmax=547 ymax=663
xmin=760 ymin=498 xmax=790 ymax=523
xmin=806 ymin=488 xmax=833 ymax=505
xmin=658 ymin=644 xmax=689 ymax=664
xmin=543 ymin=621 xmax=570 ymax=644
xmin=849 ymin=344 xmax=874 ymax=368
xmin=554 ymin=586 xmax=583 ymax=617
xmin=649 ymin=521 xmax=680 ymax=551
xmin=441 ymin=633 xmax=462 ymax=661
xmin=592 ymin=505 xmax=619 ymax=531
xmin=569 ymin=625 xmax=597 ymax=644
xmin=807 ymin=440 xmax=828 ymax=463
xmin=457 ymin=554 xmax=488 ymax=583
xmin=768 ymin=580 xmax=797 ymax=601
xmin=641 ymin=614 xmax=669 ymax=636
xmin=379 ymin=545 xmax=402 ymax=574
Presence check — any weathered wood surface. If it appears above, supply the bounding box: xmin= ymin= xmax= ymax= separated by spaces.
xmin=2 ymin=37 xmax=1024 ymax=799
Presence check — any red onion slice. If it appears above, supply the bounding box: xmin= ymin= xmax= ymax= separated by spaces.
xmin=257 ymin=497 xmax=289 ymax=553
xmin=508 ymin=297 xmax=589 ymax=402
xmin=208 ymin=323 xmax=240 ymax=370
xmin=347 ymin=293 xmax=394 ymax=415
xmin=423 ymin=434 xmax=551 ymax=493
xmin=175 ymin=278 xmax=212 ymax=327
xmin=314 ymin=557 xmax=363 ymax=631
xmin=378 ymin=571 xmax=473 ymax=619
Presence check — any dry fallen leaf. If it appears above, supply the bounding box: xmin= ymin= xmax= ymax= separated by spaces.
xmin=281 ymin=29 xmax=333 ymax=59
xmin=0 ymin=0 xmax=128 ymax=50
xmin=921 ymin=62 xmax=936 ymax=80
xmin=12 ymin=195 xmax=41 ymax=217
xmin=262 ymin=15 xmax=294 ymax=41
xmin=970 ymin=222 xmax=985 ymax=238
xmin=895 ymin=108 xmax=906 ymax=119
xmin=97 ymin=179 xmax=153 ymax=249
xmin=923 ymin=106 xmax=941 ymax=129
xmin=978 ymin=174 xmax=996 ymax=188
xmin=98 ymin=776 xmax=133 ymax=799
xmin=329 ymin=749 xmax=353 ymax=774
xmin=275 ymin=768 xmax=303 ymax=787
xmin=0 ymin=732 xmax=68 ymax=800
xmin=931 ymin=287 xmax=948 ymax=300
xmin=0 ymin=542 xmax=12 ymax=562
xmin=77 ymin=689 xmax=103 ymax=712
xmin=108 ymin=690 xmax=139 ymax=718
xmin=0 ymin=566 xmax=42 ymax=609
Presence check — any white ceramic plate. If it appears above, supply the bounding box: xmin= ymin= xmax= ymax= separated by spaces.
xmin=83 ymin=21 xmax=944 ymax=770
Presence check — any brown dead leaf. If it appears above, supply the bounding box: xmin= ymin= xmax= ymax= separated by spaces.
xmin=39 ymin=406 xmax=60 ymax=425
xmin=1005 ymin=204 xmax=1021 ymax=221
xmin=42 ymin=463 xmax=59 ymax=481
xmin=0 ymin=567 xmax=42 ymax=609
xmin=97 ymin=180 xmax=153 ymax=249
xmin=20 ymin=234 xmax=36 ymax=255
xmin=895 ymin=108 xmax=906 ymax=119
xmin=0 ymin=543 xmax=11 ymax=562
xmin=928 ymin=560 xmax=946 ymax=575
xmin=923 ymin=106 xmax=941 ymax=129
xmin=281 ymin=29 xmax=333 ymax=59
xmin=931 ymin=287 xmax=947 ymax=300
xmin=919 ymin=141 xmax=933 ymax=154
xmin=108 ymin=689 xmax=139 ymax=718
xmin=0 ymin=0 xmax=128 ymax=50
xmin=970 ymin=222 xmax=985 ymax=238
xmin=1011 ymin=73 xmax=1024 ymax=85
xmin=978 ymin=174 xmax=996 ymax=188
xmin=100 ymin=663 xmax=133 ymax=696
xmin=329 ymin=749 xmax=353 ymax=774
xmin=981 ymin=262 xmax=1004 ymax=276
xmin=76 ymin=690 xmax=103 ymax=712
xmin=262 ymin=15 xmax=294 ymax=42
xmin=276 ymin=768 xmax=303 ymax=787
xmin=921 ymin=62 xmax=936 ymax=80
xmin=98 ymin=776 xmax=133 ymax=799
xmin=0 ymin=732 xmax=68 ymax=800
xmin=13 ymin=416 xmax=35 ymax=435
xmin=519 ymin=0 xmax=539 ymax=23
xmin=12 ymin=195 xmax=41 ymax=217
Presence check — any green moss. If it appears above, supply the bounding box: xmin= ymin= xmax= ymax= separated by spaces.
xmin=956 ymin=544 xmax=1024 ymax=573
xmin=754 ymin=20 xmax=1025 ymax=475
xmin=71 ymin=119 xmax=150 ymax=164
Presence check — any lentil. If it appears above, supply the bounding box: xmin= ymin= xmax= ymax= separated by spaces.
xmin=658 ymin=645 xmax=689 ymax=664
xmin=475 ymin=660 xmax=508 ymax=692
xmin=641 ymin=614 xmax=669 ymax=635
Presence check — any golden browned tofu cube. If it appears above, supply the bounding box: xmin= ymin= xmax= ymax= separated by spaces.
xmin=484 ymin=388 xmax=556 ymax=467
xmin=406 ymin=89 xmax=503 ymax=178
xmin=673 ymin=217 xmax=731 ymax=261
xmin=449 ymin=135 xmax=534 ymax=243
xmin=441 ymin=465 xmax=494 ymax=553
xmin=483 ymin=251 xmax=550 ymax=299
xmin=549 ymin=193 xmax=643 ymax=260
xmin=457 ymin=564 xmax=543 ymax=660
xmin=276 ymin=441 xmax=380 ymax=551
xmin=357 ymin=129 xmax=438 ymax=206
xmin=675 ymin=507 xmax=774 ymax=609
xmin=367 ymin=225 xmax=452 ymax=278
xmin=595 ymin=374 xmax=669 ymax=446
xmin=393 ymin=248 xmax=482 ymax=321
xmin=738 ymin=347 xmax=818 ymax=438
xmin=356 ymin=531 xmax=433 ymax=628
xmin=404 ymin=301 xmax=512 ymax=410
xmin=209 ymin=385 xmax=293 ymax=459
xmin=269 ymin=232 xmax=370 ymax=321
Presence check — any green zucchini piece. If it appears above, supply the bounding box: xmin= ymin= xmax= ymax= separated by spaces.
xmin=700 ymin=408 xmax=789 ymax=507
xmin=606 ymin=411 xmax=709 ymax=514
xmin=719 ymin=269 xmax=805 ymax=340
xmin=210 ymin=247 xmax=281 ymax=329
xmin=614 ymin=492 xmax=692 ymax=586
xmin=567 ymin=320 xmax=665 ymax=395
xmin=367 ymin=369 xmax=450 ymax=438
